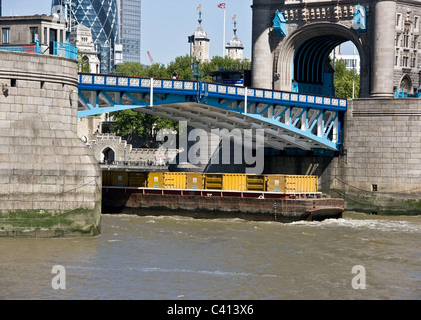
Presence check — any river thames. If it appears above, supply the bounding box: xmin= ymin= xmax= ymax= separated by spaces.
xmin=0 ymin=211 xmax=420 ymax=300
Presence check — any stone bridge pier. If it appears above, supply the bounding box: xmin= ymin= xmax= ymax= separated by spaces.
xmin=0 ymin=51 xmax=101 ymax=237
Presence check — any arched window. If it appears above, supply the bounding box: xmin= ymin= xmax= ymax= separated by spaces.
xmin=102 ymin=147 xmax=115 ymax=164
xmin=399 ymin=74 xmax=413 ymax=94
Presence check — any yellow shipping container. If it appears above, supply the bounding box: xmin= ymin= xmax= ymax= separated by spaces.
xmin=222 ymin=173 xmax=246 ymax=191
xmin=265 ymin=175 xmax=287 ymax=193
xmin=265 ymin=175 xmax=318 ymax=193
xmin=147 ymin=172 xmax=164 ymax=188
xmin=186 ymin=173 xmax=205 ymax=190
xmin=111 ymin=171 xmax=129 ymax=187
xmin=295 ymin=175 xmax=318 ymax=193
xmin=163 ymin=172 xmax=186 ymax=189
xmin=205 ymin=174 xmax=223 ymax=190
xmin=128 ymin=172 xmax=147 ymax=188
xmin=246 ymin=174 xmax=265 ymax=191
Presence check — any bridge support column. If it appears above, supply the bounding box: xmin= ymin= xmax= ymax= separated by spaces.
xmin=370 ymin=0 xmax=396 ymax=98
xmin=251 ymin=1 xmax=273 ymax=89
xmin=0 ymin=52 xmax=101 ymax=238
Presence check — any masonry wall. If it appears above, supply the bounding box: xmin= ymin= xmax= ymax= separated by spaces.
xmin=267 ymin=98 xmax=421 ymax=214
xmin=326 ymin=98 xmax=421 ymax=213
xmin=0 ymin=51 xmax=101 ymax=237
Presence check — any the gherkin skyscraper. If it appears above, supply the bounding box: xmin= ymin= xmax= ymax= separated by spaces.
xmin=51 ymin=0 xmax=119 ymax=74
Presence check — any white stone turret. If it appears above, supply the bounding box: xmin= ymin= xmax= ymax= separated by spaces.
xmin=226 ymin=18 xmax=244 ymax=60
xmin=189 ymin=9 xmax=210 ymax=62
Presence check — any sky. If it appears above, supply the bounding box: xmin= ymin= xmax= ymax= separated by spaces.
xmin=2 ymin=0 xmax=354 ymax=66
xmin=3 ymin=0 xmax=253 ymax=66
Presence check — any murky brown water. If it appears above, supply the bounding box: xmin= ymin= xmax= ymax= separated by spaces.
xmin=0 ymin=211 xmax=420 ymax=300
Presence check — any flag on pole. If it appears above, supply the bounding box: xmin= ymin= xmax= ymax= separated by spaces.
xmin=218 ymin=3 xmax=226 ymax=57
xmin=197 ymin=4 xmax=201 ymax=11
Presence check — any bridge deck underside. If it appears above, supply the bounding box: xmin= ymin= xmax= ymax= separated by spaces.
xmin=77 ymin=75 xmax=346 ymax=151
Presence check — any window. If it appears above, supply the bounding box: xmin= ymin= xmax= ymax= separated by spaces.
xmin=396 ymin=14 xmax=401 ymax=28
xmin=30 ymin=27 xmax=38 ymax=43
xmin=395 ymin=34 xmax=400 ymax=47
xmin=43 ymin=28 xmax=48 ymax=45
xmin=2 ymin=28 xmax=10 ymax=44
xmin=403 ymin=29 xmax=410 ymax=48
xmin=415 ymin=17 xmax=419 ymax=31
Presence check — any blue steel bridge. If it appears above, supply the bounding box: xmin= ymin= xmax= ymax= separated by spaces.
xmin=77 ymin=73 xmax=347 ymax=152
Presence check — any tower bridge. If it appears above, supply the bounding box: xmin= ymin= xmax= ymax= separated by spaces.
xmin=252 ymin=0 xmax=421 ymax=98
xmin=2 ymin=1 xmax=421 ymax=239
xmin=77 ymin=73 xmax=347 ymax=151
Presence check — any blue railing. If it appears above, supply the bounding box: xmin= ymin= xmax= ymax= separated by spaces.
xmin=0 ymin=40 xmax=77 ymax=60
xmin=78 ymin=73 xmax=348 ymax=111
xmin=53 ymin=41 xmax=78 ymax=60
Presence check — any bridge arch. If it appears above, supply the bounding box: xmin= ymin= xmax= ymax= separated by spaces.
xmin=274 ymin=22 xmax=369 ymax=98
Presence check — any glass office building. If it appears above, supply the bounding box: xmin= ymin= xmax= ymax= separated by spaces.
xmin=117 ymin=0 xmax=141 ymax=63
xmin=51 ymin=0 xmax=120 ymax=73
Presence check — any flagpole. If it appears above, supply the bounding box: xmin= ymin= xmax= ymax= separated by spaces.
xmin=223 ymin=7 xmax=226 ymax=58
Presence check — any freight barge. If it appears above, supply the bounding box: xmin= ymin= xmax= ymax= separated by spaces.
xmin=102 ymin=171 xmax=344 ymax=222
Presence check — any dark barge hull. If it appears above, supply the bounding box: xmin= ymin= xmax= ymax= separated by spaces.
xmin=102 ymin=187 xmax=345 ymax=222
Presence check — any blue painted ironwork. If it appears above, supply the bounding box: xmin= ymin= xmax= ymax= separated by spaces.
xmin=0 ymin=40 xmax=77 ymax=60
xmin=53 ymin=41 xmax=78 ymax=60
xmin=77 ymin=73 xmax=347 ymax=151
xmin=273 ymin=10 xmax=287 ymax=37
xmin=352 ymin=4 xmax=367 ymax=33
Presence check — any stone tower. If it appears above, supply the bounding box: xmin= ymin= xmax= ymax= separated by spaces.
xmin=68 ymin=24 xmax=100 ymax=74
xmin=189 ymin=8 xmax=210 ymax=62
xmin=251 ymin=0 xmax=421 ymax=98
xmin=0 ymin=51 xmax=101 ymax=237
xmin=226 ymin=17 xmax=244 ymax=60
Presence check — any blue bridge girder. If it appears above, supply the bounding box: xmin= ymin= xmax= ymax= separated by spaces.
xmin=77 ymin=73 xmax=347 ymax=151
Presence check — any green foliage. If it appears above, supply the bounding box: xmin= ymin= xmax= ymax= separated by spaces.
xmin=115 ymin=55 xmax=251 ymax=81
xmin=112 ymin=109 xmax=144 ymax=137
xmin=199 ymin=56 xmax=251 ymax=81
xmin=333 ymin=59 xmax=360 ymax=99
xmin=77 ymin=52 xmax=91 ymax=73
xmin=112 ymin=109 xmax=179 ymax=138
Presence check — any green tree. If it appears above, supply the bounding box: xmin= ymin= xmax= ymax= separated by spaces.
xmin=333 ymin=59 xmax=360 ymax=99
xmin=77 ymin=52 xmax=91 ymax=73
xmin=200 ymin=56 xmax=251 ymax=81
xmin=112 ymin=109 xmax=143 ymax=137
xmin=167 ymin=55 xmax=195 ymax=80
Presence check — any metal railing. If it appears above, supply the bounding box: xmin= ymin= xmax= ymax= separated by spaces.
xmin=78 ymin=73 xmax=348 ymax=110
xmin=0 ymin=40 xmax=77 ymax=60
xmin=53 ymin=41 xmax=78 ymax=60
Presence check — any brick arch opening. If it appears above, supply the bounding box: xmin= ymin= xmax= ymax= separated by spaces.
xmin=274 ymin=22 xmax=369 ymax=98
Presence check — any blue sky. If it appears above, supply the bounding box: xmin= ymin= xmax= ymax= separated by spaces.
xmin=3 ymin=0 xmax=253 ymax=65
